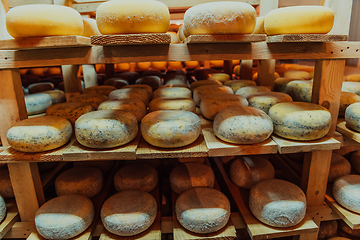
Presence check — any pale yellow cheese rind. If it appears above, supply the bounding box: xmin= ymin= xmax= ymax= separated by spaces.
xmin=25 ymin=93 xmax=52 ymax=115
xmin=83 ymin=85 xmax=116 ymax=96
xmin=46 ymin=102 xmax=95 ymax=126
xmin=108 ymin=88 xmax=149 ymax=106
xmin=345 ymin=102 xmax=360 ymax=132
xmin=252 ymin=16 xmax=265 ymax=34
xmin=153 ymin=87 xmax=191 ymax=99
xmin=339 ymin=92 xmax=360 ymax=117
xmin=247 ymin=91 xmax=293 ymax=114
xmin=285 ymin=80 xmax=313 ymax=102
xmin=98 ymin=98 xmax=146 ymax=122
xmin=149 ymin=98 xmax=196 ymax=113
xmin=193 ymin=85 xmax=233 ymax=107
xmin=69 ymin=93 xmax=108 ymax=110
xmin=81 ymin=18 xmax=101 ymax=37
xmin=235 ymin=86 xmax=270 ymax=99
xmin=224 ymin=80 xmax=256 ymax=93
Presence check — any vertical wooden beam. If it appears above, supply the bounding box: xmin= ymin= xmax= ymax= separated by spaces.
xmin=61 ymin=65 xmax=82 ymax=101
xmin=346 ymin=0 xmax=360 ymax=66
xmin=82 ymin=64 xmax=98 ymax=88
xmin=322 ymin=0 xmax=353 ymax=35
xmin=223 ymin=60 xmax=233 ymax=80
xmin=239 ymin=60 xmax=253 ymax=80
xmin=257 ymin=59 xmax=276 ymax=88
xmin=105 ymin=64 xmax=115 ymax=79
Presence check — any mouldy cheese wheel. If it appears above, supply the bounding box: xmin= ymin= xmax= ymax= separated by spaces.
xmin=149 ymin=98 xmax=196 ymax=113
xmin=272 ymin=78 xmax=296 ymax=93
xmin=98 ymin=98 xmax=146 ymax=122
xmin=229 ymin=156 xmax=275 ymax=189
xmin=328 ymin=153 xmax=351 ymax=182
xmin=42 ymin=90 xmax=66 ymax=105
xmin=252 ymin=16 xmax=265 ymax=34
xmin=7 ymin=116 xmax=72 ymax=152
xmin=169 ymin=163 xmax=215 ymax=194
xmin=0 ymin=196 xmax=6 ymax=223
xmin=55 ymin=166 xmax=103 ymax=198
xmin=214 ymin=106 xmax=273 ymax=144
xmin=35 ymin=194 xmax=94 ymax=240
xmin=342 ymin=81 xmax=360 ymax=95
xmin=268 ymin=102 xmax=331 ymax=141
xmin=101 ymin=190 xmax=157 ymax=236
xmin=193 ymin=85 xmax=233 ymax=106
xmin=247 ymin=92 xmax=293 ymax=114
xmin=104 ymin=78 xmax=129 ymax=89
xmin=285 ymin=80 xmax=313 ymax=102
xmin=81 ymin=18 xmax=101 ymax=37
xmin=346 ymin=74 xmax=360 ymax=82
xmin=28 ymin=82 xmax=54 ymax=94
xmin=153 ymin=87 xmax=191 ymax=99
xmin=46 ymin=102 xmax=94 ymax=126
xmin=25 ymin=93 xmax=52 ymax=115
xmin=283 ymin=71 xmax=311 ymax=80
xmin=249 ymin=179 xmax=306 ymax=227
xmin=338 ymin=220 xmax=360 ymax=237
xmin=224 ymin=80 xmax=257 ymax=93
xmin=114 ymin=163 xmax=158 ymax=192
xmin=75 ymin=110 xmax=138 ymax=149
xmin=333 ymin=175 xmax=360 ymax=214
xmin=339 ymin=92 xmax=360 ymax=117
xmin=345 ymin=102 xmax=360 ymax=132
xmin=318 ymin=220 xmax=338 ymax=240
xmin=235 ymin=86 xmax=270 ymax=99
xmin=6 ymin=4 xmax=84 ymax=38
xmin=69 ymin=93 xmax=108 ymax=109
xmin=73 ymin=161 xmax=114 ymax=174
xmin=121 ymin=84 xmax=153 ymax=99
xmin=0 ymin=169 xmax=14 ymax=198
xmin=135 ymin=76 xmax=162 ymax=91
xmin=190 ymin=80 xmax=222 ymax=92
xmin=351 ymin=150 xmax=360 ymax=173
xmin=208 ymin=73 xmax=230 ymax=83
xmin=175 ymin=187 xmax=230 ymax=234
xmin=141 ymin=110 xmax=201 ymax=148
xmin=108 ymin=88 xmax=149 ymax=106
xmin=83 ymin=85 xmax=116 ymax=96
xmin=183 ymin=2 xmax=256 ymax=37
xmin=200 ymin=93 xmax=248 ymax=120
xmin=264 ymin=6 xmax=334 ymax=35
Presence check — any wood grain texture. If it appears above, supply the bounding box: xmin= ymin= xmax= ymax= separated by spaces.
xmin=82 ymin=64 xmax=98 ymax=88
xmin=239 ymin=60 xmax=253 ymax=80
xmin=266 ymin=34 xmax=348 ymax=43
xmin=323 ymin=0 xmax=353 ymax=35
xmin=256 ymin=59 xmax=275 ymax=87
xmin=183 ymin=34 xmax=266 ymax=44
xmin=91 ymin=34 xmax=171 ymax=45
xmin=337 ymin=118 xmax=360 ymax=144
xmin=4 ymin=221 xmax=36 ymax=239
xmin=0 ymin=198 xmax=19 ymax=239
xmin=61 ymin=65 xmax=82 ymax=101
xmin=307 ymin=204 xmax=340 ymax=226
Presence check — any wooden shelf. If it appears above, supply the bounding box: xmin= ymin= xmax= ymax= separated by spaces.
xmin=337 ymin=118 xmax=360 ymax=144
xmin=266 ymin=34 xmax=348 ymax=43
xmin=183 ymin=34 xmax=266 ymax=44
xmin=91 ymin=33 xmax=171 ymax=46
xmin=0 ymin=198 xmax=19 ymax=239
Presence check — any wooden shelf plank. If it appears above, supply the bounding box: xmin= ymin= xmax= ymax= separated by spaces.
xmin=202 ymin=128 xmax=277 ymax=157
xmin=91 ymin=33 xmax=171 ymax=45
xmin=0 ymin=198 xmax=19 ymax=239
xmin=183 ymin=34 xmax=266 ymax=44
xmin=337 ymin=118 xmax=360 ymax=144
xmin=0 ymin=36 xmax=91 ymax=50
xmin=267 ymin=34 xmax=348 ymax=43
xmin=40 ymin=162 xmax=69 ymax=188
xmin=271 ymin=135 xmax=341 ymax=154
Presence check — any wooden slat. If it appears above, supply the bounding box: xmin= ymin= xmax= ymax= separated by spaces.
xmin=267 ymin=34 xmax=348 ymax=43
xmin=91 ymin=34 xmax=171 ymax=46
xmin=334 ymin=133 xmax=360 ymax=156
xmin=40 ymin=162 xmax=68 ymax=188
xmin=183 ymin=34 xmax=266 ymax=44
xmin=0 ymin=198 xmax=20 ymax=239
xmin=3 ymin=221 xmax=36 ymax=239
xmin=337 ymin=118 xmax=360 ymax=144
xmin=307 ymin=204 xmax=340 ymax=226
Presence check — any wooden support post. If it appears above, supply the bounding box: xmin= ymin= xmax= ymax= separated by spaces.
xmin=239 ymin=60 xmax=253 ymax=80
xmin=223 ymin=60 xmax=232 ymax=80
xmin=257 ymin=59 xmax=276 ymax=88
xmin=82 ymin=64 xmax=98 ymax=88
xmin=61 ymin=65 xmax=82 ymax=101
xmin=105 ymin=64 xmax=115 ymax=79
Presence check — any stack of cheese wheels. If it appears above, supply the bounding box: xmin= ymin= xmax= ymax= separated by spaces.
xmin=122 ymin=84 xmax=153 ymax=99
xmin=264 ymin=6 xmax=334 ymax=35
xmin=351 ymin=151 xmax=360 ymax=173
xmin=101 ymin=190 xmax=157 ymax=236
xmin=6 ymin=4 xmax=84 ymax=38
xmin=339 ymin=92 xmax=360 ymax=117
xmin=55 ymin=166 xmax=103 ymax=198
xmin=273 ymin=78 xmax=297 ymax=93
xmin=75 ymin=110 xmax=138 ymax=149
xmin=200 ymin=93 xmax=248 ymax=120
xmin=230 ymin=156 xmax=275 ymax=189
xmin=190 ymin=80 xmax=222 ymax=92
xmin=96 ymin=0 xmax=170 ymax=34
xmin=345 ymin=102 xmax=360 ymax=132
xmin=285 ymin=80 xmax=313 ymax=102
xmin=0 ymin=196 xmax=6 ymax=223
xmin=224 ymin=80 xmax=256 ymax=93
xmin=46 ymin=102 xmax=94 ymax=125
xmin=249 ymin=179 xmax=307 ymax=227
xmin=69 ymin=93 xmax=108 ymax=109
xmin=114 ymin=163 xmax=158 ymax=192
xmin=42 ymin=90 xmax=66 ymax=105
xmin=247 ymin=92 xmax=293 ymax=114
xmin=328 ymin=153 xmax=351 ymax=182
xmin=268 ymin=102 xmax=331 ymax=141
xmin=83 ymin=86 xmax=116 ymax=96
xmin=213 ymin=106 xmax=273 ymax=144
xmin=25 ymin=93 xmax=52 ymax=115
xmin=194 ymin=85 xmax=233 ymax=106
xmin=149 ymin=98 xmax=196 ymax=113
xmin=98 ymin=98 xmax=146 ymax=122
xmin=183 ymin=2 xmax=256 ymax=37
xmin=235 ymin=86 xmax=271 ymax=99
xmin=175 ymin=188 xmax=230 ymax=233
xmin=35 ymin=194 xmax=94 ymax=239
xmin=333 ymin=175 xmax=360 ymax=214
xmin=7 ymin=116 xmax=72 ymax=152
xmin=0 ymin=169 xmax=14 ymax=198
xmin=169 ymin=163 xmax=215 ymax=194
xmin=141 ymin=110 xmax=201 ymax=148
xmin=109 ymin=88 xmax=150 ymax=106
xmin=342 ymin=82 xmax=360 ymax=95
xmin=153 ymin=87 xmax=191 ymax=99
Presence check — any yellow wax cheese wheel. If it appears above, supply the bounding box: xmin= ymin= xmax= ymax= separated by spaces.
xmin=153 ymin=87 xmax=191 ymax=99
xmin=327 ymin=238 xmax=351 ymax=240
xmin=0 ymin=169 xmax=14 ymax=198
xmin=168 ymin=61 xmax=183 ymax=70
xmin=208 ymin=73 xmax=230 ymax=83
xmin=252 ymin=72 xmax=280 ymax=82
xmin=333 ymin=175 xmax=360 ymax=214
xmin=6 ymin=4 xmax=84 ymax=38
xmin=328 ymin=153 xmax=351 ymax=182
xmin=190 ymin=80 xmax=222 ymax=92
xmin=122 ymin=84 xmax=153 ymax=99
xmin=83 ymin=85 xmax=116 ymax=96
xmin=135 ymin=62 xmax=151 ymax=71
xmin=25 ymin=93 xmax=52 ymax=115
xmin=210 ymin=60 xmax=224 ymax=68
xmin=283 ymin=71 xmax=310 ymax=80
xmin=193 ymin=85 xmax=233 ymax=107
xmin=342 ymin=82 xmax=360 ymax=95
xmin=42 ymin=90 xmax=66 ymax=105
xmin=98 ymin=98 xmax=146 ymax=122
xmin=81 ymin=18 xmax=101 ymax=37
xmin=247 ymin=92 xmax=293 ymax=114
xmin=264 ymin=6 xmax=334 ymax=35
xmin=7 ymin=116 xmax=72 ymax=152
xmin=46 ymin=102 xmax=94 ymax=126
xmin=175 ymin=187 xmax=230 ymax=234
xmin=346 ymin=74 xmax=360 ymax=82
xmin=214 ymin=106 xmax=273 ymax=144
xmin=345 ymin=102 xmax=360 ymax=132
xmin=224 ymin=80 xmax=257 ymax=93
xmin=47 ymin=67 xmax=61 ymax=75
xmin=141 ymin=110 xmax=201 ymax=148
xmin=75 ymin=110 xmax=138 ymax=149
xmin=183 ymin=2 xmax=256 ymax=37
xmin=35 ymin=194 xmax=94 ymax=240
xmin=285 ymin=80 xmax=313 ymax=102
xmin=233 ymin=65 xmax=240 ymax=76
xmin=28 ymin=67 xmax=48 ymax=77
xmin=96 ymin=0 xmax=170 ymax=34
xmin=273 ymin=77 xmax=297 ymax=93
xmin=252 ymin=16 xmax=265 ymax=34
xmin=235 ymin=86 xmax=270 ymax=99
xmin=200 ymin=93 xmax=248 ymax=120
xmin=69 ymin=93 xmax=108 ymax=109
xmin=149 ymin=98 xmax=196 ymax=113
xmin=115 ymin=63 xmax=130 ymax=72
xmin=268 ymin=102 xmax=331 ymax=141
xmin=184 ymin=61 xmax=199 ymax=69
xmin=339 ymin=92 xmax=360 ymax=117
xmin=109 ymin=88 xmax=149 ymax=106
xmin=151 ymin=61 xmax=167 ymax=70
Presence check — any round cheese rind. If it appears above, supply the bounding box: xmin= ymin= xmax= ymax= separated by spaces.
xmin=6 ymin=4 xmax=84 ymax=38
xmin=153 ymin=87 xmax=191 ymax=99
xmin=175 ymin=187 xmax=230 ymax=234
xmin=83 ymin=86 xmax=116 ymax=96
xmin=333 ymin=175 xmax=360 ymax=214
xmin=109 ymin=88 xmax=149 ymax=106
xmin=264 ymin=6 xmax=334 ymax=35
xmin=169 ymin=163 xmax=215 ymax=195
xmin=249 ymin=179 xmax=307 ymax=227
xmin=69 ymin=93 xmax=108 ymax=110
xmin=285 ymin=80 xmax=313 ymax=102
xmin=35 ymin=194 xmax=94 ymax=240
xmin=247 ymin=92 xmax=293 ymax=114
xmin=114 ymin=163 xmax=158 ymax=192
xmin=98 ymin=99 xmax=146 ymax=122
xmin=183 ymin=2 xmax=256 ymax=37
xmin=0 ymin=196 xmax=6 ymax=223
xmin=149 ymin=98 xmax=196 ymax=113
xmin=135 ymin=76 xmax=162 ymax=91
xmin=268 ymin=102 xmax=331 ymax=141
xmin=235 ymin=86 xmax=271 ymax=99
xmin=46 ymin=102 xmax=95 ymax=126
xmin=141 ymin=110 xmax=201 ymax=148
xmin=224 ymin=80 xmax=257 ymax=93
xmin=75 ymin=110 xmax=138 ymax=149
xmin=345 ymin=102 xmax=360 ymax=132
xmin=342 ymin=81 xmax=360 ymax=95
xmin=25 ymin=93 xmax=52 ymax=115
xmin=193 ymin=85 xmax=233 ymax=107
xmin=252 ymin=16 xmax=265 ymax=34
xmin=42 ymin=90 xmax=66 ymax=105
xmin=7 ymin=116 xmax=72 ymax=152
xmin=213 ymin=106 xmax=273 ymax=144
xmin=190 ymin=80 xmax=222 ymax=92
xmin=339 ymin=92 xmax=360 ymax=117
xmin=101 ymin=190 xmax=157 ymax=236
xmin=0 ymin=169 xmax=14 ymax=198
xmin=81 ymin=18 xmax=101 ymax=37
xmin=208 ymin=73 xmax=230 ymax=83
xmin=96 ymin=0 xmax=170 ymax=35
xmin=273 ymin=78 xmax=297 ymax=93
xmin=121 ymin=84 xmax=153 ymax=99
xmin=338 ymin=220 xmax=360 ymax=237
xmin=328 ymin=153 xmax=351 ymax=182
xmin=346 ymin=74 xmax=360 ymax=82
xmin=283 ymin=71 xmax=310 ymax=80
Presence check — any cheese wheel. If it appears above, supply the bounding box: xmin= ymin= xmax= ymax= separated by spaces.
xmin=169 ymin=163 xmax=215 ymax=194
xmin=25 ymin=93 xmax=52 ymax=115
xmin=194 ymin=68 xmax=221 ymax=81
xmin=184 ymin=60 xmax=199 ymax=69
xmin=101 ymin=190 xmax=157 ymax=236
xmin=69 ymin=93 xmax=108 ymax=109
xmin=190 ymin=80 xmax=222 ymax=92
xmin=285 ymin=80 xmax=313 ymax=102
xmin=0 ymin=169 xmax=14 ymax=198
xmin=345 ymin=102 xmax=360 ymax=132
xmin=0 ymin=196 xmax=6 ymax=223
xmin=193 ymin=85 xmax=233 ymax=106
xmin=264 ymin=6 xmax=334 ymax=35
xmin=168 ymin=61 xmax=183 ymax=70
xmin=141 ymin=110 xmax=201 ymax=148
xmin=214 ymin=106 xmax=273 ymax=144
xmin=115 ymin=63 xmax=131 ymax=72
xmin=318 ymin=220 xmax=338 ymax=240
xmin=28 ymin=82 xmax=54 ymax=94
xmin=73 ymin=161 xmax=114 ymax=174
xmin=55 ymin=166 xmax=103 ymax=198
xmin=35 ymin=194 xmax=94 ymax=240
xmin=247 ymin=92 xmax=293 ymax=114
xmin=200 ymin=93 xmax=248 ymax=120
xmin=114 ymin=163 xmax=158 ymax=192
xmin=346 ymin=74 xmax=360 ymax=82
xmin=208 ymin=73 xmax=230 ymax=83
xmin=7 ymin=116 xmax=72 ymax=152
xmin=104 ymin=78 xmax=129 ymax=89
xmin=175 ymin=187 xmax=230 ymax=233
xmin=339 ymin=92 xmax=360 ymax=117
xmin=42 ymin=90 xmax=66 ymax=105
xmin=351 ymin=150 xmax=360 ymax=173
xmin=108 ymin=88 xmax=149 ymax=106
xmin=177 ymin=25 xmax=185 ymax=42
xmin=135 ymin=76 xmax=162 ymax=91
xmin=333 ymin=175 xmax=360 ymax=214
xmin=46 ymin=102 xmax=94 ymax=126
xmin=342 ymin=81 xmax=360 ymax=95
xmin=283 ymin=71 xmax=310 ymax=80
xmin=122 ymin=84 xmax=153 ymax=99
xmin=151 ymin=61 xmax=167 ymax=70
xmin=249 ymin=179 xmax=306 ymax=227
xmin=6 ymin=4 xmax=84 ymax=38
xmin=328 ymin=153 xmax=351 ymax=182
xmin=83 ymin=86 xmax=116 ymax=96
xmin=268 ymin=102 xmax=331 ymax=141
xmin=183 ymin=2 xmax=256 ymax=37
xmin=224 ymin=80 xmax=257 ymax=93
xmin=338 ymin=220 xmax=360 ymax=237
xmin=96 ymin=0 xmax=170 ymax=34
xmin=117 ymin=72 xmax=140 ymax=85
xmin=81 ymin=18 xmax=101 ymax=37
xmin=235 ymin=86 xmax=271 ymax=99
xmin=229 ymin=156 xmax=275 ymax=189
xmin=153 ymin=87 xmax=191 ymax=99
xmin=252 ymin=16 xmax=265 ymax=34
xmin=98 ymin=99 xmax=146 ymax=122
xmin=273 ymin=78 xmax=298 ymax=93
xmin=136 ymin=62 xmax=151 ymax=71
xmin=149 ymin=98 xmax=196 ymax=113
